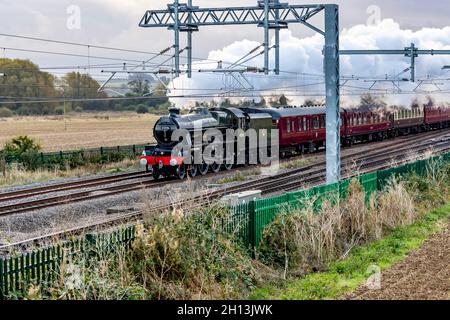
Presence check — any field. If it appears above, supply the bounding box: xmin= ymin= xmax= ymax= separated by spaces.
xmin=0 ymin=112 xmax=159 ymax=152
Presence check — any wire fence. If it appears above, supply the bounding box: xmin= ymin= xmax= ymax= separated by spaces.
xmin=3 ymin=144 xmax=148 ymax=170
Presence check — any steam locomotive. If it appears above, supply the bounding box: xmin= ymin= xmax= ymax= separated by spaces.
xmin=139 ymin=105 xmax=450 ymax=179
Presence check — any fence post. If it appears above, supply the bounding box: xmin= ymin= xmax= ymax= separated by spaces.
xmin=248 ymin=200 xmax=256 ymax=253
xmin=100 ymin=147 xmax=104 ymax=156
xmin=0 ymin=258 xmax=3 ymax=299
xmin=133 ymin=145 xmax=136 ymax=154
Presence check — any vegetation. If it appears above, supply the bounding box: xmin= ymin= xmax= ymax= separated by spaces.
xmin=217 ymin=171 xmax=246 ymax=184
xmin=0 ymin=58 xmax=171 ymax=116
xmin=0 ymin=107 xmax=13 ymax=118
xmin=2 ymin=135 xmax=41 ymax=157
xmin=358 ymin=93 xmax=387 ymax=112
xmin=257 ymin=179 xmax=416 ymax=277
xmin=251 ymin=202 xmax=450 ymax=300
xmin=0 ymin=158 xmax=138 ymax=188
xmin=251 ymin=162 xmax=449 ymax=299
xmin=5 ymin=158 xmax=449 ymax=300
xmin=0 ymin=135 xmax=141 ymax=180
xmin=0 ymin=58 xmax=58 ymax=115
xmin=24 ymin=205 xmax=258 ymax=300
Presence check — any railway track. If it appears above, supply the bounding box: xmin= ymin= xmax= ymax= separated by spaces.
xmin=0 ymin=129 xmax=448 ymax=217
xmin=1 ymin=130 xmax=449 ymax=251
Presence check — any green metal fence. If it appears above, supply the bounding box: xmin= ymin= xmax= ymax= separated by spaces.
xmin=4 ymin=143 xmax=148 ymax=169
xmin=230 ymin=152 xmax=450 ymax=248
xmin=0 ymin=226 xmax=135 ymax=299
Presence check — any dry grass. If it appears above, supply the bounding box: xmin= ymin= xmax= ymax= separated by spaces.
xmin=0 ymin=158 xmax=139 ymax=188
xmin=259 ymin=178 xmax=418 ymax=276
xmin=0 ymin=112 xmax=158 ymax=152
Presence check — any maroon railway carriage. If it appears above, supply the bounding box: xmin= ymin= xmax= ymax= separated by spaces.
xmin=245 ymin=106 xmax=396 ymax=154
xmin=392 ymin=108 xmax=424 ymax=135
xmin=242 ymin=106 xmax=344 ymax=155
xmin=424 ymin=106 xmax=450 ymax=129
xmin=343 ymin=110 xmax=392 ymax=144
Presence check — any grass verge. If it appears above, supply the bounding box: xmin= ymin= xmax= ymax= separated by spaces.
xmin=0 ymin=158 xmax=139 ymax=188
xmin=250 ymin=201 xmax=450 ymax=300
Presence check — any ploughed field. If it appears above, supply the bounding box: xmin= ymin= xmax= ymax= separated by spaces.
xmin=348 ymin=217 xmax=450 ymax=300
xmin=0 ymin=112 xmax=158 ymax=152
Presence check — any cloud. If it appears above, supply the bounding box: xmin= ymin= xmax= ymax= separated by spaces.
xmin=169 ymin=19 xmax=450 ymax=107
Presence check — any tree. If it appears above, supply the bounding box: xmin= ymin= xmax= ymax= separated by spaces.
xmin=0 ymin=58 xmax=58 ymax=115
xmin=359 ymin=93 xmax=387 ymax=112
xmin=128 ymin=73 xmax=151 ymax=95
xmin=60 ymin=72 xmax=107 ymax=111
xmin=304 ymin=98 xmax=323 ymax=106
xmin=269 ymin=94 xmax=291 ymax=106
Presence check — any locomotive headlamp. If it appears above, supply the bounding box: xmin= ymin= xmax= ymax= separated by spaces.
xmin=170 ymin=158 xmax=178 ymax=166
xmin=140 ymin=158 xmax=148 ymax=166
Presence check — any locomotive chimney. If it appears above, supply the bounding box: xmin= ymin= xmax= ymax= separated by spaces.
xmin=169 ymin=107 xmax=181 ymax=117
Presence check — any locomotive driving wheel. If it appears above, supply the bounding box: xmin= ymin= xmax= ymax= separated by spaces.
xmin=175 ymin=165 xmax=186 ymax=180
xmin=210 ymin=163 xmax=221 ymax=173
xmin=223 ymin=163 xmax=233 ymax=171
xmin=198 ymin=162 xmax=209 ymax=176
xmin=152 ymin=167 xmax=161 ymax=180
xmin=188 ymin=164 xmax=198 ymax=177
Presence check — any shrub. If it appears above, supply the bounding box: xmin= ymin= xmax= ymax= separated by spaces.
xmin=74 ymin=106 xmax=84 ymax=113
xmin=66 ymin=150 xmax=86 ymax=169
xmin=136 ymin=105 xmax=148 ymax=114
xmin=54 ymin=107 xmax=65 ymax=115
xmin=0 ymin=107 xmax=13 ymax=118
xmin=2 ymin=136 xmax=41 ymax=158
xmin=258 ymin=179 xmax=417 ymax=276
xmin=33 ymin=205 xmax=258 ymax=300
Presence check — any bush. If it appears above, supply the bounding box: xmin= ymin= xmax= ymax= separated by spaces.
xmin=74 ymin=106 xmax=84 ymax=113
xmin=2 ymin=136 xmax=41 ymax=158
xmin=258 ymin=179 xmax=417 ymax=275
xmin=0 ymin=107 xmax=13 ymax=118
xmin=32 ymin=205 xmax=258 ymax=300
xmin=54 ymin=107 xmax=64 ymax=115
xmin=136 ymin=105 xmax=148 ymax=114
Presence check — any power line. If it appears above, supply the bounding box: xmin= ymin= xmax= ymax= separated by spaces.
xmin=0 ymin=46 xmax=150 ymax=63
xmin=0 ymin=33 xmax=228 ymax=65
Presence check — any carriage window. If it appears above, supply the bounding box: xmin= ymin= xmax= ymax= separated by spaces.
xmin=298 ymin=118 xmax=302 ymax=132
xmin=286 ymin=119 xmax=291 ymax=133
xmin=363 ymin=115 xmax=367 ymax=124
xmin=358 ymin=114 xmax=362 ymax=125
xmin=292 ymin=120 xmax=295 ymax=132
xmin=304 ymin=118 xmax=308 ymax=131
xmin=321 ymin=116 xmax=326 ymax=128
xmin=313 ymin=117 xmax=319 ymax=129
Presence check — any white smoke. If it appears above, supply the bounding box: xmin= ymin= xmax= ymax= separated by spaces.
xmin=168 ymin=19 xmax=450 ymax=108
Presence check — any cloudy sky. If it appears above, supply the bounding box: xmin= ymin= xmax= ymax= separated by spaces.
xmin=2 ymin=0 xmax=450 ymax=105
